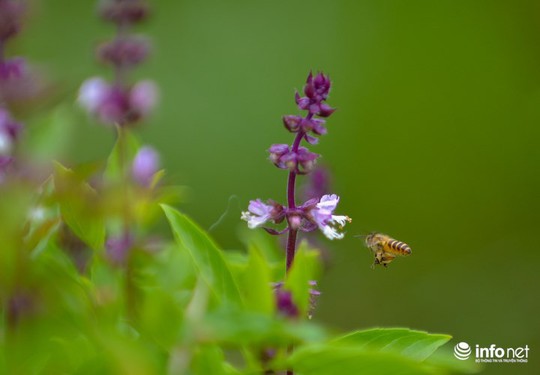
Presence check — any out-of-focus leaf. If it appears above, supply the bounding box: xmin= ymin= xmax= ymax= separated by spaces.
xmin=161 ymin=205 xmax=242 ymax=307
xmin=191 ymin=345 xmax=231 ymax=375
xmin=24 ymin=105 xmax=75 ymax=159
xmin=195 ymin=309 xmax=326 ymax=346
xmin=238 ymin=227 xmax=284 ymax=264
xmin=103 ymin=127 xmax=140 ymax=185
xmin=239 ymin=247 xmax=274 ymax=315
xmin=53 ymin=162 xmax=105 ymax=251
xmin=284 ymin=241 xmax=321 ymax=317
xmin=332 ymin=328 xmax=451 ymax=361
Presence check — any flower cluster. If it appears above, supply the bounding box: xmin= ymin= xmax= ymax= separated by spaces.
xmin=242 ymin=72 xmax=350 ymax=241
xmin=0 ymin=0 xmax=41 ymax=181
xmin=78 ymin=0 xmax=157 ymax=126
xmin=242 ymin=194 xmax=350 ymax=240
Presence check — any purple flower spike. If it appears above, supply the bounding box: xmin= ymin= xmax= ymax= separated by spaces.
xmin=78 ymin=77 xmax=157 ymax=125
xmin=308 ymin=194 xmax=351 ymax=240
xmin=132 ymin=146 xmax=160 ymax=186
xmin=98 ymin=36 xmax=150 ymax=68
xmin=294 ymin=72 xmax=336 ymax=118
xmin=0 ymin=0 xmax=25 ymax=42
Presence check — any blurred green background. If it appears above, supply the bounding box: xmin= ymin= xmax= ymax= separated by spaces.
xmin=13 ymin=0 xmax=540 ymax=374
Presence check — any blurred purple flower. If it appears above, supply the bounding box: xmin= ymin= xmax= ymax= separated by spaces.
xmin=0 ymin=0 xmax=25 ymax=42
xmin=99 ymin=0 xmax=149 ymax=24
xmin=275 ymin=288 xmax=299 ymax=318
xmin=78 ymin=77 xmax=158 ymax=125
xmin=97 ymin=36 xmax=150 ymax=68
xmin=106 ymin=232 xmax=134 ymax=265
xmin=132 ymin=146 xmax=160 ymax=186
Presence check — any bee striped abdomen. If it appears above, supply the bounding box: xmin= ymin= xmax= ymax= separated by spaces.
xmin=387 ymin=239 xmax=411 ymax=255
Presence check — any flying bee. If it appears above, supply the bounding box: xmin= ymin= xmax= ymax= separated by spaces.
xmin=356 ymin=233 xmax=412 ymax=268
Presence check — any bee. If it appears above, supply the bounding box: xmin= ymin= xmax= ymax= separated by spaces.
xmin=357 ymin=233 xmax=412 ymax=268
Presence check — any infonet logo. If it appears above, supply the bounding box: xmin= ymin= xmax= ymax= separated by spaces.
xmin=454 ymin=342 xmax=471 ymax=360
xmin=453 ymin=341 xmax=529 ymax=363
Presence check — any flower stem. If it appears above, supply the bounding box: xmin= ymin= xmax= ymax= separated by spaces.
xmin=285 ymin=130 xmax=304 ymax=273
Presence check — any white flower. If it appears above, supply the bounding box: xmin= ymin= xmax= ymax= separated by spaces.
xmin=78 ymin=77 xmax=109 ymax=112
xmin=310 ymin=194 xmax=351 ymax=240
xmin=241 ymin=199 xmax=274 ymax=229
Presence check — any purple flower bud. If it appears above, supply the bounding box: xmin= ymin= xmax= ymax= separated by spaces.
xmin=0 ymin=155 xmax=13 ymax=183
xmin=318 ymin=103 xmax=336 ymax=118
xmin=287 ymin=212 xmax=303 ymax=230
xmin=99 ymin=0 xmax=149 ymax=24
xmin=295 ymin=91 xmax=311 ymax=111
xmin=97 ymin=36 xmax=150 ymax=68
xmin=132 ymin=146 xmax=160 ymax=186
xmin=295 ymin=147 xmax=319 ymax=174
xmin=0 ymin=0 xmax=25 ymax=41
xmin=282 ymin=115 xmax=302 ymax=132
xmin=275 ymin=289 xmax=299 ymax=318
xmin=106 ymin=232 xmax=133 ymax=266
xmin=268 ymin=143 xmax=290 ymax=168
xmin=129 ymin=79 xmax=158 ymax=117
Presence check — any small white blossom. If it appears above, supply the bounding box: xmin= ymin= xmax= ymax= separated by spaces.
xmin=241 ymin=199 xmax=274 ymax=229
xmin=310 ymin=194 xmax=351 ymax=240
xmin=78 ymin=77 xmax=109 ymax=113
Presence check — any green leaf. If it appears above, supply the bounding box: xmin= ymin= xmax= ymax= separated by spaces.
xmin=161 ymin=205 xmax=242 ymax=307
xmin=103 ymin=127 xmax=140 ymax=185
xmin=23 ymin=105 xmax=75 ymax=160
xmin=239 ymin=246 xmax=274 ymax=315
xmin=53 ymin=162 xmax=105 ymax=251
xmin=332 ymin=328 xmax=451 ymax=361
xmin=196 ymin=309 xmax=326 ymax=346
xmin=288 ymin=347 xmax=436 ymax=375
xmin=286 ymin=328 xmax=454 ymax=375
xmin=285 ymin=241 xmax=321 ymax=317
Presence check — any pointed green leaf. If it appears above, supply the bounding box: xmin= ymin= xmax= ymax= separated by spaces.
xmin=288 ymin=347 xmax=435 ymax=375
xmin=53 ymin=162 xmax=105 ymax=251
xmin=161 ymin=205 xmax=242 ymax=307
xmin=284 ymin=241 xmax=321 ymax=317
xmin=239 ymin=246 xmax=274 ymax=315
xmin=332 ymin=328 xmax=451 ymax=361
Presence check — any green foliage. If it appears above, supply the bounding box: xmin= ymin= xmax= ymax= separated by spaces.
xmin=162 ymin=205 xmax=243 ymax=308
xmin=1 ymin=149 xmax=472 ymax=374
xmin=53 ymin=162 xmax=106 ymax=251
